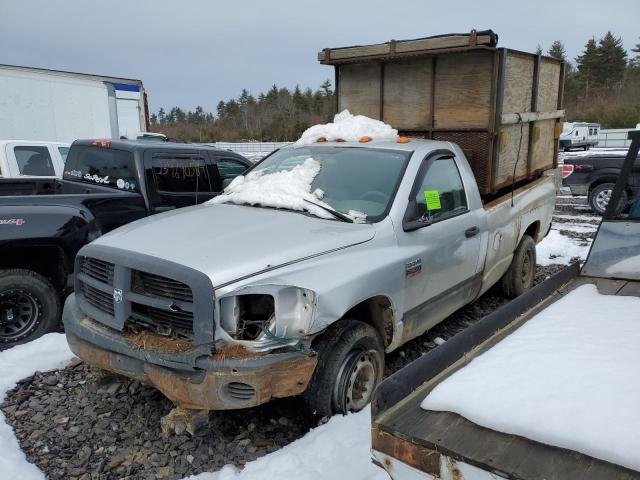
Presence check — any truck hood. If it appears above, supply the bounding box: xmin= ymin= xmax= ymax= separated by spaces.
xmin=92 ymin=203 xmax=375 ymax=287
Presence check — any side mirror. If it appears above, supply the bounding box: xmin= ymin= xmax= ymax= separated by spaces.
xmin=402 ymin=200 xmax=432 ymax=231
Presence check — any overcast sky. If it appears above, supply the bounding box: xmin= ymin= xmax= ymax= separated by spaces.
xmin=1 ymin=0 xmax=638 ymax=113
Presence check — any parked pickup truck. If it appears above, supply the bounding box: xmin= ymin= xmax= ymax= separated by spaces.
xmin=371 ymin=131 xmax=640 ymax=480
xmin=63 ymin=138 xmax=555 ymax=420
xmin=0 ymin=140 xmax=70 ymax=178
xmin=0 ymin=139 xmax=250 ymax=348
xmin=562 ymin=150 xmax=640 ymax=214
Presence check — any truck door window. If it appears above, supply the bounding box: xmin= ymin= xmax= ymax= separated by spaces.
xmin=150 ymin=155 xmax=211 ymax=192
xmin=58 ymin=147 xmax=70 ymax=162
xmin=215 ymin=158 xmax=248 ymax=189
xmin=409 ymin=157 xmax=468 ymax=224
xmin=14 ymin=146 xmax=56 ymax=176
xmin=63 ymin=146 xmax=137 ymax=190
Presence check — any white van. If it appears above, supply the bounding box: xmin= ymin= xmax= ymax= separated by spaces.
xmin=0 ymin=140 xmax=69 ymax=178
xmin=560 ymin=122 xmax=600 ymax=151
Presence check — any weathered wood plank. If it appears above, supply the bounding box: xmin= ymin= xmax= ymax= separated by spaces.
xmin=383 ymin=58 xmax=433 ymax=130
xmin=434 ymin=51 xmax=493 ymax=129
xmin=502 ymin=52 xmax=534 ymax=115
xmin=338 ymin=63 xmax=382 ymax=119
xmin=318 ymin=33 xmax=494 ymax=62
xmin=501 ymin=109 xmax=565 ymax=125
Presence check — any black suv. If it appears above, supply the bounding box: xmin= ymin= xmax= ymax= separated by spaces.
xmin=0 ymin=139 xmax=251 ymax=348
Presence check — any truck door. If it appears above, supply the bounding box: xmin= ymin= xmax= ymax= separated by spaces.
xmin=212 ymin=155 xmax=250 ymax=190
xmin=397 ymin=153 xmax=483 ymax=338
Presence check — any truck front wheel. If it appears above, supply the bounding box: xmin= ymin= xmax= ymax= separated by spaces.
xmin=0 ymin=269 xmax=60 ymax=349
xmin=501 ymin=235 xmax=536 ymax=299
xmin=303 ymin=319 xmax=384 ymax=419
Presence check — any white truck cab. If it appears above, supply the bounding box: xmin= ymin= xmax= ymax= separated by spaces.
xmin=0 ymin=140 xmax=69 ymax=178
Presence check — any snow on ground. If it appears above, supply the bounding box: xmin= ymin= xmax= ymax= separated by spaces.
xmin=536 ymin=229 xmax=592 ymax=266
xmin=421 ymin=284 xmax=640 ymax=472
xmin=296 ymin=110 xmax=398 ymax=145
xmin=185 ymin=406 xmax=386 ymax=480
xmin=0 ymin=334 xmax=74 ymax=480
xmin=207 ymin=158 xmax=335 ymax=220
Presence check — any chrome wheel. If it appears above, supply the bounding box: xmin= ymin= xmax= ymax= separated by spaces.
xmin=0 ymin=289 xmax=41 ymax=341
xmin=334 ymin=348 xmax=381 ymax=412
xmin=595 ymin=189 xmax=611 ymax=212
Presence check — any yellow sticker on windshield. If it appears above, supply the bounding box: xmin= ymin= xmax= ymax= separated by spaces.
xmin=424 ymin=190 xmax=441 ymax=210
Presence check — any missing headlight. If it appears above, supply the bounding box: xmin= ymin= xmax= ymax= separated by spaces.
xmin=233 ymin=294 xmax=275 ymax=341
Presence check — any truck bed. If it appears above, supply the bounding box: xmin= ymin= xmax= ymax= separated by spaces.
xmin=372 ymin=264 xmax=640 ymax=480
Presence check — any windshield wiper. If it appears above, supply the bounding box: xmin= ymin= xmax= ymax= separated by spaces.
xmin=303 ymin=199 xmax=354 ymax=223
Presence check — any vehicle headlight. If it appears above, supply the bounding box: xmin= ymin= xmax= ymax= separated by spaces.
xmin=219 ymin=286 xmax=316 ymax=341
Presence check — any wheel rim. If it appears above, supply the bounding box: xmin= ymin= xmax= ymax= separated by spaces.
xmin=521 ymin=249 xmax=534 ymax=289
xmin=334 ymin=348 xmax=380 ymax=412
xmin=0 ymin=289 xmax=41 ymax=341
xmin=595 ymin=189 xmax=612 ymax=212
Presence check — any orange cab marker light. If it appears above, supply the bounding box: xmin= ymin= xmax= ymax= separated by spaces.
xmin=316 ymin=137 xmax=327 ymax=143
xmin=359 ymin=136 xmax=372 ymax=143
xmin=397 ymin=136 xmax=410 ymax=144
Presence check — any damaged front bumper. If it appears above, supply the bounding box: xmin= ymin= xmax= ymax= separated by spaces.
xmin=63 ymin=294 xmax=317 ymax=410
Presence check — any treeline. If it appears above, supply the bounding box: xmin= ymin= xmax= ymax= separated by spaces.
xmin=150 ymin=81 xmax=336 ymax=142
xmin=151 ymin=32 xmax=640 ymax=142
xmin=538 ymin=32 xmax=640 ymax=127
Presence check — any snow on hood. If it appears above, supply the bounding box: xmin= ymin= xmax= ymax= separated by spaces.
xmin=295 ymin=110 xmax=398 ymax=145
xmin=207 ymin=157 xmax=366 ymax=222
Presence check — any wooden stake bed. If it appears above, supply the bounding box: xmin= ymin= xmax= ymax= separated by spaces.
xmin=319 ymin=30 xmax=565 ymax=198
xmin=372 ymin=270 xmax=640 ymax=480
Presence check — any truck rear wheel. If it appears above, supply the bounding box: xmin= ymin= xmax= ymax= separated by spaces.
xmin=0 ymin=269 xmax=60 ymax=349
xmin=303 ymin=319 xmax=384 ymax=419
xmin=501 ymin=235 xmax=536 ymax=299
xmin=589 ymin=183 xmax=627 ymax=216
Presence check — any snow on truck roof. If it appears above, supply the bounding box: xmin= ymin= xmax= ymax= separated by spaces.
xmin=421 ymin=284 xmax=640 ymax=472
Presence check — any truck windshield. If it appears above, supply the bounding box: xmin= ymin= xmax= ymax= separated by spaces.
xmin=63 ymin=146 xmax=138 ymax=192
xmin=251 ymin=146 xmax=411 ymax=222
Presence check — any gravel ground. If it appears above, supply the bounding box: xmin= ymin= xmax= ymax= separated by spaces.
xmin=1 ymin=195 xmax=598 ymax=480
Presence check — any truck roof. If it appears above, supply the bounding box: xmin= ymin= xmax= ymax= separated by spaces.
xmin=71 ymin=139 xmax=238 ymax=153
xmin=280 ymin=138 xmax=454 ymax=155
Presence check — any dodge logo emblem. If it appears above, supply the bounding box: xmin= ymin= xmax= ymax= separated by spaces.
xmin=113 ymin=288 xmax=123 ymax=303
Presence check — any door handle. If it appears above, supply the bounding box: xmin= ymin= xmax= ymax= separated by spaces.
xmin=465 ymin=226 xmax=480 ymax=238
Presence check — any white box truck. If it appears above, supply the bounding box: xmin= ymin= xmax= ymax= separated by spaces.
xmin=0 ymin=64 xmax=150 ymax=143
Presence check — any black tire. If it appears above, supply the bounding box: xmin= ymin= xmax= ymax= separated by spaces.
xmin=501 ymin=235 xmax=536 ymax=299
xmin=588 ymin=182 xmax=627 ymax=216
xmin=0 ymin=269 xmax=60 ymax=349
xmin=303 ymin=319 xmax=384 ymax=419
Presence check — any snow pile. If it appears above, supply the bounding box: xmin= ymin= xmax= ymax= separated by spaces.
xmin=207 ymin=158 xmax=366 ymax=222
xmin=296 ymin=110 xmax=398 ymax=145
xmin=185 ymin=406 xmax=386 ymax=480
xmin=421 ymin=284 xmax=640 ymax=472
xmin=0 ymin=334 xmax=74 ymax=479
xmin=536 ymin=229 xmax=591 ymax=265
xmin=207 ymin=158 xmax=336 ymax=219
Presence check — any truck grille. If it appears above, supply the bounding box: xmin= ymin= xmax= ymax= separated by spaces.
xmin=80 ymin=257 xmax=114 ymax=285
xmin=79 ymin=282 xmax=114 ymax=316
xmin=76 ymin=256 xmax=195 ymax=340
xmin=132 ymin=271 xmax=193 ymax=303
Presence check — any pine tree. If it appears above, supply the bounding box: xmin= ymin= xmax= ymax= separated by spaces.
xmin=575 ymin=38 xmax=599 ymax=96
xmin=547 ymin=41 xmax=567 ymax=61
xmin=535 ymin=44 xmax=543 ymax=56
xmin=157 ymin=107 xmax=166 ymax=125
xmin=320 ymin=79 xmax=332 ymax=96
xmin=596 ymin=31 xmax=627 ymax=86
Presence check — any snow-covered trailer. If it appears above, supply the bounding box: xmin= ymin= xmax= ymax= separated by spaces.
xmin=319 ymin=30 xmax=565 ymax=198
xmin=371 ymin=130 xmax=640 ymax=480
xmin=0 ymin=64 xmax=149 ymax=143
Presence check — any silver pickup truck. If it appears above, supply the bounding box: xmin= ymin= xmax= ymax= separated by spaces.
xmin=63 ymin=138 xmax=555 ymax=418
